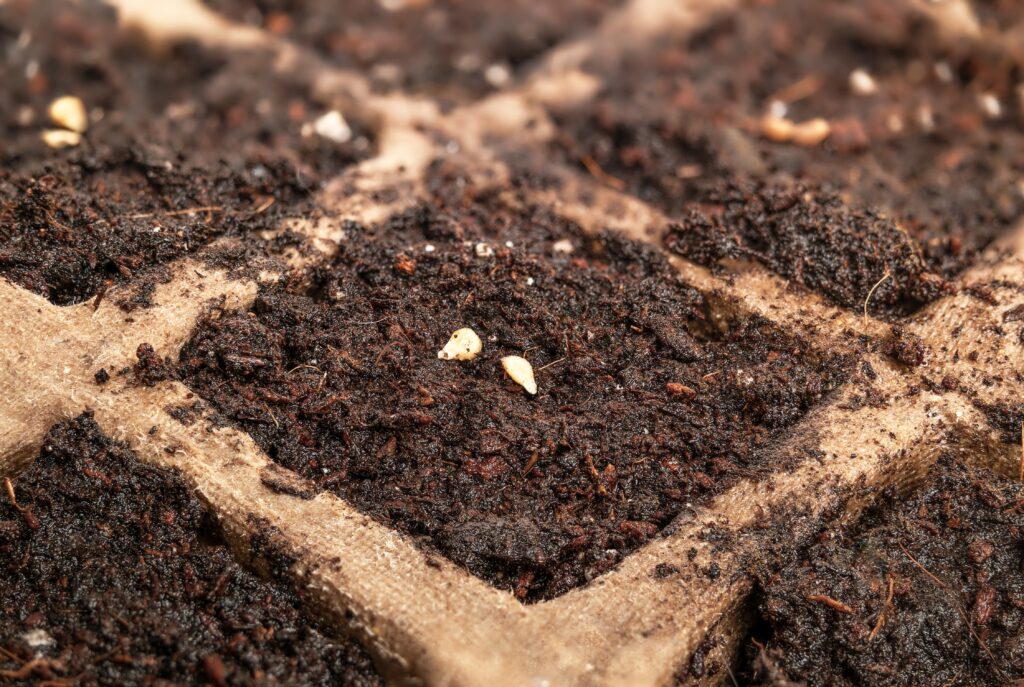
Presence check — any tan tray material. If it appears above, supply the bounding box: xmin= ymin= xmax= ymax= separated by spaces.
xmin=2 ymin=0 xmax=1020 ymax=684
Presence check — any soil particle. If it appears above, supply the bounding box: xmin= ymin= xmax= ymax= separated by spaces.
xmin=747 ymin=454 xmax=1024 ymax=686
xmin=132 ymin=342 xmax=175 ymax=386
xmin=881 ymin=326 xmax=927 ymax=367
xmin=0 ymin=413 xmax=381 ymax=686
xmin=178 ymin=189 xmax=854 ymax=600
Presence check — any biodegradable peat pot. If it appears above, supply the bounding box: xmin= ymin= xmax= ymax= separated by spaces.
xmin=1 ymin=0 xmax=1022 ymax=684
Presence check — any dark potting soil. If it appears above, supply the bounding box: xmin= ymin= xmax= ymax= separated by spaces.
xmin=0 ymin=413 xmax=382 ymax=686
xmin=202 ymin=0 xmax=621 ymax=99
xmin=0 ymin=0 xmax=372 ymax=305
xmin=552 ymin=0 xmax=1024 ymax=308
xmin=665 ymin=181 xmax=951 ymax=316
xmin=177 ymin=186 xmax=854 ymax=601
xmin=746 ymin=454 xmax=1024 ymax=686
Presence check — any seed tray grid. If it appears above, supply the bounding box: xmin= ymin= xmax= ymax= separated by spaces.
xmin=1 ymin=1 xmax=1020 ymax=684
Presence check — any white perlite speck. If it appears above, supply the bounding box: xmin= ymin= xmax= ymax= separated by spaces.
xmin=848 ymin=68 xmax=877 ymax=96
xmin=312 ymin=110 xmax=352 ymax=143
xmin=438 ymin=328 xmax=483 ymax=361
xmin=501 ymin=355 xmax=537 ymax=394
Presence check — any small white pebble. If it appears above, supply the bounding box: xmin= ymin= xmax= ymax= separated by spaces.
xmin=849 ymin=68 xmax=877 ymax=96
xmin=21 ymin=629 xmax=54 ymax=651
xmin=502 ymin=355 xmax=537 ymax=394
xmin=438 ymin=328 xmax=483 ymax=361
xmin=475 ymin=242 xmax=494 ymax=257
xmin=484 ymin=63 xmax=511 ymax=88
xmin=41 ymin=129 xmax=81 ymax=148
xmin=526 ymin=277 xmax=535 ymax=286
xmin=313 ymin=110 xmax=352 ymax=144
xmin=424 ymin=244 xmax=435 ymax=253
xmin=980 ymin=93 xmax=1002 ymax=118
xmin=48 ymin=95 xmax=88 ymax=133
xmin=552 ymin=239 xmax=574 ymax=254
xmin=504 ymin=241 xmax=514 ymax=248
xmin=768 ymin=99 xmax=788 ymax=119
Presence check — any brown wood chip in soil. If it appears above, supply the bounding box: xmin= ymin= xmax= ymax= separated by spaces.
xmin=175 ymin=187 xmax=854 ymax=601
xmin=0 ymin=413 xmax=382 ymax=686
xmin=0 ymin=0 xmax=372 ymax=305
xmin=550 ymin=0 xmax=1024 ymax=311
xmin=746 ymin=453 xmax=1024 ymax=686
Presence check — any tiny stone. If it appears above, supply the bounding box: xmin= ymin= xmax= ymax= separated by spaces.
xmin=552 ymin=239 xmax=574 ymax=254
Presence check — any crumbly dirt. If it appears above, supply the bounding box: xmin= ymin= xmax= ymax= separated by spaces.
xmin=0 ymin=413 xmax=382 ymax=686
xmin=552 ymin=0 xmax=1024 ymax=308
xmin=0 ymin=0 xmax=372 ymax=305
xmin=746 ymin=454 xmax=1024 ymax=686
xmin=203 ymin=0 xmax=621 ymax=99
xmin=176 ymin=180 xmax=854 ymax=600
xmin=666 ymin=180 xmax=950 ymax=316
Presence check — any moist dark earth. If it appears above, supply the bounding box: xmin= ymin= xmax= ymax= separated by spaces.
xmin=551 ymin=0 xmax=1024 ymax=312
xmin=1 ymin=0 xmax=1022 ymax=679
xmin=0 ymin=414 xmax=382 ymax=686
xmin=177 ymin=184 xmax=853 ymax=601
xmin=745 ymin=454 xmax=1024 ymax=686
xmin=0 ymin=0 xmax=371 ymax=305
xmin=203 ymin=0 xmax=622 ymax=99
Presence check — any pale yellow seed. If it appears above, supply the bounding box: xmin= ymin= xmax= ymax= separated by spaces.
xmin=437 ymin=328 xmax=483 ymax=361
xmin=501 ymin=355 xmax=537 ymax=395
xmin=48 ymin=95 xmax=88 ymax=133
xmin=41 ymin=129 xmax=81 ymax=148
xmin=791 ymin=118 xmax=831 ymax=146
xmin=761 ymin=114 xmax=795 ymax=142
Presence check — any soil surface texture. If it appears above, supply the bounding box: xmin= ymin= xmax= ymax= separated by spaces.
xmin=0 ymin=0 xmax=371 ymax=305
xmin=553 ymin=0 xmax=1024 ymax=311
xmin=747 ymin=454 xmax=1024 ymax=686
xmin=203 ymin=0 xmax=621 ymax=99
xmin=0 ymin=413 xmax=382 ymax=686
xmin=177 ymin=182 xmax=853 ymax=600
